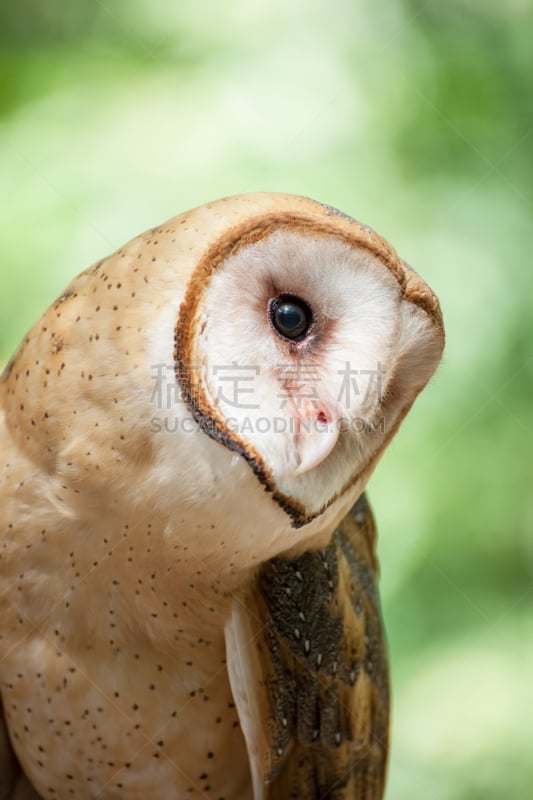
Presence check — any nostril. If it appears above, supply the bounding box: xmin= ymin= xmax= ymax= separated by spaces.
xmin=317 ymin=410 xmax=328 ymax=425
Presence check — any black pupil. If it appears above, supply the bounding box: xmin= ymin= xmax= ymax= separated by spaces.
xmin=271 ymin=296 xmax=311 ymax=341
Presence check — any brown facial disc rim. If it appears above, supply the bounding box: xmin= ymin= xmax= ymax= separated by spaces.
xmin=174 ymin=210 xmax=443 ymax=529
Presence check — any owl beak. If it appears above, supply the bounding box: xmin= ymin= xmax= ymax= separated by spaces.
xmin=293 ymin=405 xmax=341 ymax=476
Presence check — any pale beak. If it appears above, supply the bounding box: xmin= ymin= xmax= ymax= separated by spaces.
xmin=293 ymin=402 xmax=341 ymax=476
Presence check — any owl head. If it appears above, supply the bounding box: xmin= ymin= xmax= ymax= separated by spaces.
xmin=2 ymin=193 xmax=443 ymax=570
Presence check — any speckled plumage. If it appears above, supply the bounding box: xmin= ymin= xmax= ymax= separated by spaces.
xmin=0 ymin=193 xmax=444 ymax=799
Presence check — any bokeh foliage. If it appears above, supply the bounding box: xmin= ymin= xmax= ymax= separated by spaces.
xmin=1 ymin=2 xmax=532 ymax=797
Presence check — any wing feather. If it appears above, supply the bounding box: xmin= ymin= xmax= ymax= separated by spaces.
xmin=225 ymin=493 xmax=389 ymax=799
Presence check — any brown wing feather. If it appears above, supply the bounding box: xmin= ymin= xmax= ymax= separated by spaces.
xmin=226 ymin=493 xmax=389 ymax=800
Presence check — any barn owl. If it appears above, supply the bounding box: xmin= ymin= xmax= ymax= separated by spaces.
xmin=0 ymin=193 xmax=444 ymax=800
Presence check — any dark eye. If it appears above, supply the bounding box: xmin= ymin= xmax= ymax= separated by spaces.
xmin=269 ymin=295 xmax=313 ymax=342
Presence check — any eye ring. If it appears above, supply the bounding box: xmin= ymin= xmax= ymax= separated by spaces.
xmin=269 ymin=294 xmax=313 ymax=342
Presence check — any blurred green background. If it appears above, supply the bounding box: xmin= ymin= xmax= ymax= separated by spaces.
xmin=1 ymin=2 xmax=532 ymax=797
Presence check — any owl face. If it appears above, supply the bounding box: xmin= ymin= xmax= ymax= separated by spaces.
xmin=172 ymin=200 xmax=443 ymax=531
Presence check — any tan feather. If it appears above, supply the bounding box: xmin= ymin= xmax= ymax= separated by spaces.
xmin=0 ymin=702 xmax=41 ymax=799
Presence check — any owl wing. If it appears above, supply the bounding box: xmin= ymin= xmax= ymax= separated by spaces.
xmin=225 ymin=493 xmax=389 ymax=800
xmin=0 ymin=701 xmax=41 ymax=799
